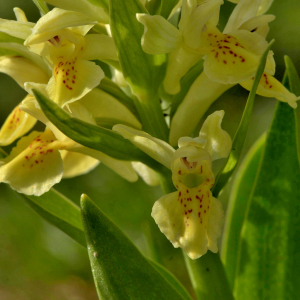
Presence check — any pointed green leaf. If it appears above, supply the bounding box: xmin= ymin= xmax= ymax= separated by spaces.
xmin=212 ymin=40 xmax=275 ymax=196
xmin=32 ymin=89 xmax=159 ymax=167
xmin=16 ymin=188 xmax=86 ymax=247
xmin=32 ymin=0 xmax=49 ymax=14
xmin=284 ymin=56 xmax=300 ymax=161
xmin=109 ymin=0 xmax=169 ymax=140
xmin=81 ymin=194 xmax=191 ymax=300
xmin=146 ymin=0 xmax=180 ymax=19
xmin=109 ymin=0 xmax=166 ymax=97
xmin=221 ymin=133 xmax=266 ymax=289
xmin=233 ymin=97 xmax=300 ymax=297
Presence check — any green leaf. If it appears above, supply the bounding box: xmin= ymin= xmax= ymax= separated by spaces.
xmin=98 ymin=77 xmax=140 ymax=119
xmin=212 ymin=40 xmax=275 ymax=196
xmin=184 ymin=252 xmax=234 ymax=300
xmin=109 ymin=0 xmax=169 ymax=140
xmin=86 ymin=0 xmax=109 ymax=13
xmin=146 ymin=0 xmax=180 ymax=19
xmin=80 ymin=194 xmax=191 ymax=300
xmin=233 ymin=96 xmax=300 ymax=297
xmin=170 ymin=60 xmax=204 ymax=120
xmin=284 ymin=56 xmax=300 ymax=161
xmin=109 ymin=0 xmax=166 ymax=97
xmin=221 ymin=133 xmax=266 ymax=289
xmin=32 ymin=0 xmax=49 ymax=15
xmin=16 ymin=188 xmax=86 ymax=247
xmin=33 ymin=89 xmax=154 ymax=163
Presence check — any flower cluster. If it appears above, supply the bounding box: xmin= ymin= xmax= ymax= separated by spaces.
xmin=0 ymin=0 xmax=298 ymax=259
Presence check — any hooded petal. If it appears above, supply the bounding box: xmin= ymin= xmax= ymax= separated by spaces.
xmin=223 ymin=0 xmax=261 ymax=34
xmin=182 ymin=0 xmax=223 ymax=49
xmin=0 ymin=18 xmax=34 ymax=40
xmin=163 ymin=46 xmax=202 ymax=94
xmin=79 ymin=88 xmax=141 ymax=129
xmin=0 ymin=130 xmax=64 ymax=196
xmin=60 ymin=150 xmax=99 ymax=178
xmin=45 ymin=0 xmax=109 ymax=24
xmin=113 ymin=124 xmax=175 ymax=169
xmin=0 ymin=56 xmax=49 ymax=89
xmin=178 ymin=0 xmax=197 ymax=31
xmin=132 ymin=162 xmax=159 ymax=186
xmin=81 ymin=34 xmax=118 ymax=61
xmin=0 ymin=96 xmax=37 ymax=146
xmin=240 ymin=73 xmax=300 ymax=109
xmin=136 ymin=13 xmax=183 ymax=55
xmin=25 ymin=8 xmax=96 ymax=46
xmin=169 ymin=72 xmax=233 ymax=146
xmin=199 ymin=110 xmax=232 ymax=160
xmin=238 ymin=14 xmax=275 ymax=38
xmin=226 ymin=0 xmax=274 ymax=16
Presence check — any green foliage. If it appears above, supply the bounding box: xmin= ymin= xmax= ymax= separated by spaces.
xmin=109 ymin=0 xmax=169 ymax=140
xmin=86 ymin=0 xmax=109 ymax=13
xmin=221 ymin=134 xmax=265 ymax=288
xmin=32 ymin=0 xmax=49 ymax=14
xmin=0 ymin=32 xmax=23 ymax=56
xmin=80 ymin=194 xmax=191 ymax=300
xmin=16 ymin=188 xmax=86 ymax=247
xmin=146 ymin=0 xmax=180 ymax=19
xmin=212 ymin=40 xmax=275 ymax=196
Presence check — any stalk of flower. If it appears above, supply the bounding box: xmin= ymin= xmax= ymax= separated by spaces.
xmin=169 ymin=0 xmax=300 ymax=145
xmin=114 ymin=110 xmax=232 ymax=259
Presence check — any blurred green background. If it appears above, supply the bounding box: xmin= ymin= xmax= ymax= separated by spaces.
xmin=0 ymin=0 xmax=300 ymax=299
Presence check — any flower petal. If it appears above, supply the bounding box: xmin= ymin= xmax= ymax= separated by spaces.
xmin=0 ymin=130 xmax=63 ymax=196
xmin=136 ymin=13 xmax=183 ymax=55
xmin=238 ymin=14 xmax=275 ymax=38
xmin=223 ymin=0 xmax=261 ymax=34
xmin=240 ymin=73 xmax=300 ymax=109
xmin=0 ymin=42 xmax=51 ymax=75
xmin=152 ymin=160 xmax=216 ymax=259
xmin=169 ymin=72 xmax=233 ymax=146
xmin=199 ymin=110 xmax=232 ymax=160
xmin=203 ymin=27 xmax=274 ymax=84
xmin=79 ymin=88 xmax=142 ymax=129
xmin=163 ymin=46 xmax=202 ymax=94
xmin=257 ymin=0 xmax=274 ymax=15
xmin=71 ymin=145 xmax=138 ymax=182
xmin=45 ymin=0 xmax=109 ymax=24
xmin=0 ymin=56 xmax=49 ymax=89
xmin=0 ymin=18 xmax=34 ymax=40
xmin=60 ymin=150 xmax=99 ymax=178
xmin=132 ymin=162 xmax=159 ymax=186
xmin=113 ymin=124 xmax=175 ymax=169
xmin=13 ymin=7 xmax=28 ymax=22
xmin=182 ymin=0 xmax=223 ymax=49
xmin=25 ymin=8 xmax=96 ymax=46
xmin=82 ymin=34 xmax=118 ymax=61
xmin=178 ymin=0 xmax=197 ymax=31
xmin=47 ymin=54 xmax=104 ymax=107
xmin=0 ymin=96 xmax=37 ymax=146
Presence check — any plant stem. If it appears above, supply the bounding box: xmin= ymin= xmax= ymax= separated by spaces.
xmin=184 ymin=252 xmax=234 ymax=300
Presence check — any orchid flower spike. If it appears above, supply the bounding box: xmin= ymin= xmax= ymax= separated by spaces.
xmin=137 ymin=0 xmax=223 ymax=95
xmin=169 ymin=0 xmax=299 ymax=145
xmin=114 ymin=111 xmax=232 ymax=258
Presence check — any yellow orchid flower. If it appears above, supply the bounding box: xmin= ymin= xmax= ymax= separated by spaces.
xmin=137 ymin=0 xmax=223 ymax=94
xmin=227 ymin=0 xmax=274 ymax=15
xmin=114 ymin=111 xmax=232 ymax=258
xmin=169 ymin=0 xmax=299 ymax=145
